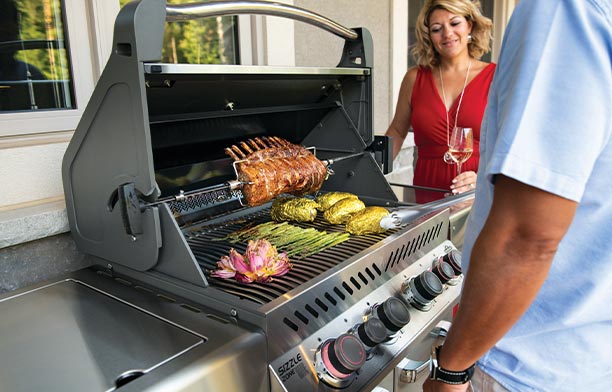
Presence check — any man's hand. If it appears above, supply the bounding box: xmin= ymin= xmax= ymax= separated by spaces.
xmin=423 ymin=379 xmax=471 ymax=392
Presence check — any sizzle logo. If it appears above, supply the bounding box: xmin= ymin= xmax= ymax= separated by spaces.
xmin=278 ymin=352 xmax=303 ymax=382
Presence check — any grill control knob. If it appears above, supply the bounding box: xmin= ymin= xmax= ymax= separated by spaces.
xmin=402 ymin=271 xmax=443 ymax=311
xmin=320 ymin=333 xmax=366 ymax=380
xmin=356 ymin=317 xmax=388 ymax=348
xmin=443 ymin=250 xmax=462 ymax=275
xmin=432 ymin=261 xmax=455 ymax=284
xmin=375 ymin=297 xmax=411 ymax=334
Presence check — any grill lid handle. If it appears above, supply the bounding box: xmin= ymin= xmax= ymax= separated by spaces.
xmin=165 ymin=0 xmax=359 ymax=41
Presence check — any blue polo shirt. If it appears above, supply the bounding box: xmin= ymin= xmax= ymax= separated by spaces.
xmin=462 ymin=0 xmax=612 ymax=390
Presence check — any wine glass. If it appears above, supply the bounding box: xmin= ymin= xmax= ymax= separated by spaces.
xmin=448 ymin=127 xmax=473 ymax=175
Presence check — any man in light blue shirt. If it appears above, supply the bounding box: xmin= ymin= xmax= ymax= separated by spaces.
xmin=424 ymin=1 xmax=612 ymax=391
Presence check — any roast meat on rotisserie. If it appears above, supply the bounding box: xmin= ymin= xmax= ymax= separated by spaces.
xmin=225 ymin=136 xmax=328 ymax=206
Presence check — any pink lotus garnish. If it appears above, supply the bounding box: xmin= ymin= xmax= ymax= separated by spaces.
xmin=211 ymin=239 xmax=292 ymax=283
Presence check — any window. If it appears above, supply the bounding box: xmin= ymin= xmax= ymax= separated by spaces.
xmin=0 ymin=0 xmax=101 ymax=137
xmin=119 ymin=0 xmax=240 ymax=65
xmin=0 ymin=0 xmax=75 ymax=112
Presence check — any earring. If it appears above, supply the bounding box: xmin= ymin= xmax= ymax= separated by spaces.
xmin=468 ymin=34 xmax=473 ymax=42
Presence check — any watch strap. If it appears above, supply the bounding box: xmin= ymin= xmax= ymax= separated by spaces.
xmin=430 ymin=345 xmax=475 ymax=385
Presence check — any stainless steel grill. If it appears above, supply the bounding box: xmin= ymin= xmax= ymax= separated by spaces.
xmin=56 ymin=1 xmax=474 ymax=391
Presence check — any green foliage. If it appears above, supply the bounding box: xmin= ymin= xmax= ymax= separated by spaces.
xmin=120 ymin=0 xmax=238 ymax=64
xmin=13 ymin=0 xmax=71 ymax=81
xmin=10 ymin=0 xmax=238 ymax=83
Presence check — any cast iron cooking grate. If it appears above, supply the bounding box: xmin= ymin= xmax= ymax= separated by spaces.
xmin=186 ymin=207 xmax=398 ymax=305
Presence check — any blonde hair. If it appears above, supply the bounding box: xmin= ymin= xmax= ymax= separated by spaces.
xmin=412 ymin=0 xmax=492 ymax=68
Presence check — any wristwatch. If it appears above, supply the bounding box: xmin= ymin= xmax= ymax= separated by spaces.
xmin=429 ymin=345 xmax=475 ymax=385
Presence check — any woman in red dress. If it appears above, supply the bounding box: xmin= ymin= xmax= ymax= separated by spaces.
xmin=385 ymin=0 xmax=495 ymax=203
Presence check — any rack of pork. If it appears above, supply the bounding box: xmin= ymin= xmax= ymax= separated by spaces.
xmin=225 ymin=136 xmax=329 ymax=206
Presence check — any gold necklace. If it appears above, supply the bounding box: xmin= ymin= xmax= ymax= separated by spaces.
xmin=440 ymin=60 xmax=472 ymax=164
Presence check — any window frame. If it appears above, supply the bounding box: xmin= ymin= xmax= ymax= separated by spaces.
xmin=0 ymin=0 xmax=119 ymax=138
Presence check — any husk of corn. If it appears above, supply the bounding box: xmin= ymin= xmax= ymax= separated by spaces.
xmin=270 ymin=197 xmax=319 ymax=222
xmin=346 ymin=206 xmax=389 ymax=235
xmin=316 ymin=192 xmax=358 ymax=211
xmin=323 ymin=198 xmax=365 ymax=224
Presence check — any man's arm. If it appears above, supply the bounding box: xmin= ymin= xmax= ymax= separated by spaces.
xmin=425 ymin=175 xmax=578 ymax=390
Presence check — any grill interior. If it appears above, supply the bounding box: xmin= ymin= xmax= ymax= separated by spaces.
xmin=185 ymin=206 xmax=399 ymax=305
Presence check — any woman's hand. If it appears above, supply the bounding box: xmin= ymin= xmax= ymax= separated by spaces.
xmin=450 ymin=171 xmax=477 ymax=194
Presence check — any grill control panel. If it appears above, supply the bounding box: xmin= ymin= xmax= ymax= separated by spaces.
xmin=270 ymin=241 xmax=464 ymax=391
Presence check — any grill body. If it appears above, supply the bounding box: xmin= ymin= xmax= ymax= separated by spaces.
xmin=58 ymin=1 xmax=473 ymax=391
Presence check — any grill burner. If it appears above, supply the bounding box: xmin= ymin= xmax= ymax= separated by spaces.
xmin=186 ymin=206 xmax=398 ymax=305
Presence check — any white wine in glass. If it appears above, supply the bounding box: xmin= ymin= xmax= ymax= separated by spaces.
xmin=448 ymin=127 xmax=473 ymax=175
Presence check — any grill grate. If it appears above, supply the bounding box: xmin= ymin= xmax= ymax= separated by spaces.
xmin=186 ymin=207 xmax=397 ymax=305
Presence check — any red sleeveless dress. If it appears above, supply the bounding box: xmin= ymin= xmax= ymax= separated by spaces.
xmin=410 ymin=63 xmax=496 ymax=203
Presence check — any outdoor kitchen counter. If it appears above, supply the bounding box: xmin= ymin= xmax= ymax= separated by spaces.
xmin=0 ymin=267 xmax=268 ymax=392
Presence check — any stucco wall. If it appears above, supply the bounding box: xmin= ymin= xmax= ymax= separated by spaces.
xmin=0 ymin=142 xmax=67 ymax=207
xmin=293 ymin=0 xmax=391 ymax=137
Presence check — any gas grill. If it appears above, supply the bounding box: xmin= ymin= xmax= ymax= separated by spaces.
xmin=57 ymin=1 xmax=473 ymax=391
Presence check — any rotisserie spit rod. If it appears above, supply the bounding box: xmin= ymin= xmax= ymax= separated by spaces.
xmin=114 ymin=144 xmax=362 ymax=237
xmin=135 ymin=140 xmax=364 ymax=211
xmin=223 ymin=136 xmax=363 ymax=206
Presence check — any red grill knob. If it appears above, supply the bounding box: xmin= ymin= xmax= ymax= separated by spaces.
xmin=443 ymin=250 xmax=462 ymax=275
xmin=432 ymin=261 xmax=455 ymax=284
xmin=321 ymin=333 xmax=366 ymax=379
